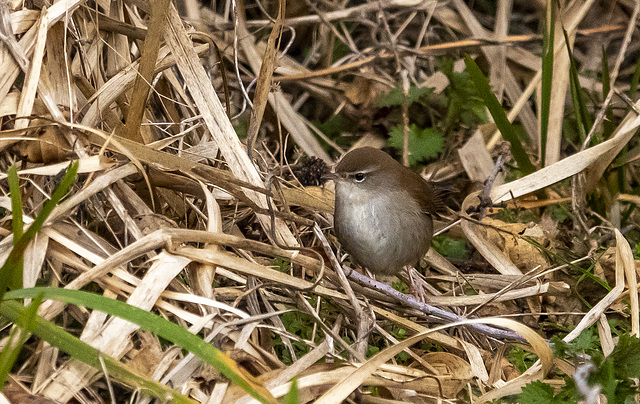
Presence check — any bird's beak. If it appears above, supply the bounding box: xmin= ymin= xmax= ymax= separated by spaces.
xmin=321 ymin=172 xmax=338 ymax=181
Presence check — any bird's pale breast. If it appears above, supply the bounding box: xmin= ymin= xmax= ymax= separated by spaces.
xmin=334 ymin=181 xmax=432 ymax=274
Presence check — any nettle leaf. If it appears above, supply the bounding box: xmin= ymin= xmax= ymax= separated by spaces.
xmin=587 ymin=334 xmax=640 ymax=403
xmin=571 ymin=327 xmax=600 ymax=356
xmin=608 ymin=334 xmax=640 ymax=381
xmin=439 ymin=58 xmax=487 ymax=128
xmin=520 ymin=381 xmax=557 ymax=404
xmin=377 ymin=84 xmax=433 ymax=108
xmin=432 ymin=236 xmax=468 ymax=260
xmin=389 ymin=124 xmax=443 ymax=165
xmin=551 ymin=335 xmax=567 ymax=357
xmin=521 ymin=379 xmax=582 ymax=404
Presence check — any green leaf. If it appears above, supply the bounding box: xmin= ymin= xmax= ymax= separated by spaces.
xmin=283 ymin=378 xmax=299 ymax=404
xmin=520 ymin=381 xmax=557 ymax=404
xmin=600 ymin=46 xmax=615 ymax=139
xmin=508 ymin=346 xmax=539 ymax=373
xmin=366 ymin=346 xmax=380 ymax=358
xmin=590 ymin=334 xmax=640 ymax=403
xmin=595 ymin=359 xmax=619 ymax=403
xmin=7 ymin=165 xmax=23 ymax=291
xmin=608 ymin=334 xmax=640 ymax=380
xmin=4 ymin=288 xmax=276 ymax=403
xmin=388 ymin=124 xmax=443 ymax=165
xmin=552 ymin=327 xmax=600 ymax=360
xmin=0 ymin=161 xmax=79 ymax=300
xmin=572 ymin=327 xmax=599 ymax=355
xmin=432 ymin=236 xmax=468 ymax=260
xmin=316 ymin=113 xmax=350 ymax=138
xmin=464 ymin=56 xmax=536 ymax=174
xmin=540 ymin=0 xmax=555 ymax=166
xmin=563 ymin=26 xmax=590 ymax=143
xmin=377 ymin=84 xmax=433 ymax=108
xmin=438 ymin=58 xmax=488 ymax=130
xmin=548 ymin=204 xmax=571 ymax=222
xmin=0 ymin=298 xmax=196 ymax=404
xmin=7 ymin=166 xmax=22 ymax=241
xmin=550 ymin=335 xmax=567 ymax=357
xmin=0 ymin=294 xmax=43 ymax=387
xmin=271 ymin=257 xmax=291 ymax=272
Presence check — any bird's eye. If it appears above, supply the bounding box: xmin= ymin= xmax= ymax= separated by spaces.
xmin=354 ymin=172 xmax=365 ymax=182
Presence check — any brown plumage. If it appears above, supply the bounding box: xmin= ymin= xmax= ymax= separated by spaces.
xmin=332 ymin=147 xmax=439 ymax=275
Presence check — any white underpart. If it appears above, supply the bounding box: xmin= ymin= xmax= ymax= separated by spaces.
xmin=335 ymin=180 xmax=431 ymax=274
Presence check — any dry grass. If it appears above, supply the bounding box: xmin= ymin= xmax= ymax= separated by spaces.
xmin=0 ymin=0 xmax=639 ymax=402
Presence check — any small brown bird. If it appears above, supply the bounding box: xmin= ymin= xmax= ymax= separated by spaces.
xmin=331 ymin=147 xmax=440 ymax=275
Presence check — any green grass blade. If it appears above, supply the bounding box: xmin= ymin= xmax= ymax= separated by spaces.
xmin=602 ymin=45 xmax=610 ymax=103
xmin=563 ymin=26 xmax=590 ymax=143
xmin=0 ymin=294 xmax=42 ymax=387
xmin=601 ymin=46 xmax=615 ymax=139
xmin=283 ymin=378 xmax=299 ymax=404
xmin=7 ymin=166 xmax=22 ymax=241
xmin=540 ymin=0 xmax=555 ymax=166
xmin=5 ymin=287 xmax=276 ymax=403
xmin=464 ymin=56 xmax=536 ymax=174
xmin=6 ymin=166 xmax=23 ymax=291
xmin=0 ymin=161 xmax=79 ymax=300
xmin=0 ymin=299 xmax=196 ymax=403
